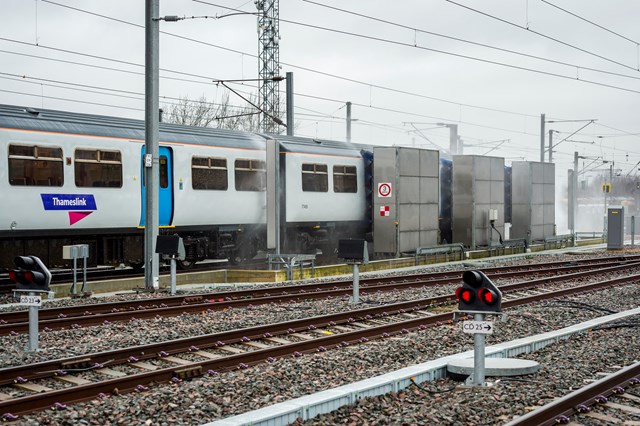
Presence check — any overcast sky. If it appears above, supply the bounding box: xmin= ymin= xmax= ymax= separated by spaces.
xmin=2 ymin=0 xmax=640 ymax=180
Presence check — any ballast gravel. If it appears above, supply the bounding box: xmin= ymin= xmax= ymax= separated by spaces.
xmin=0 ymin=251 xmax=637 ymax=425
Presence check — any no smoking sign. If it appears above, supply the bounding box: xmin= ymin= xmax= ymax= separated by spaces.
xmin=377 ymin=183 xmax=392 ymax=198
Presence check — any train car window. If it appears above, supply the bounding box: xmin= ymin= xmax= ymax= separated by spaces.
xmin=333 ymin=165 xmax=357 ymax=193
xmin=235 ymin=159 xmax=266 ymax=191
xmin=302 ymin=163 xmax=328 ymax=192
xmin=74 ymin=149 xmax=122 ymax=188
xmin=159 ymin=155 xmax=169 ymax=189
xmin=192 ymin=156 xmax=228 ymax=190
xmin=8 ymin=144 xmax=63 ymax=186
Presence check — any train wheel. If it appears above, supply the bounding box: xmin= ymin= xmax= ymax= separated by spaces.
xmin=177 ymin=258 xmax=196 ymax=270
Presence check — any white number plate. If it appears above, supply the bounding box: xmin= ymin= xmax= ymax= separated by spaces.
xmin=20 ymin=295 xmax=42 ymax=307
xmin=461 ymin=320 xmax=494 ymax=335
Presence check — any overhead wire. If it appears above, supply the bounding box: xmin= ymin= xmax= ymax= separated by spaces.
xmin=444 ymin=0 xmax=639 ymax=72
xmin=194 ymin=1 xmax=640 ymax=96
xmin=539 ymin=0 xmax=640 ymax=47
xmin=5 ymin=0 xmax=640 ymax=151
xmin=30 ymin=0 xmax=640 ymax=127
xmin=274 ymin=16 xmax=640 ymax=96
xmin=1 ymin=38 xmax=546 ymax=137
xmin=41 ymin=0 xmax=538 ymax=119
xmin=301 ymin=0 xmax=640 ymax=83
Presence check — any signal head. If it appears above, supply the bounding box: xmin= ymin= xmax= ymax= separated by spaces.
xmin=456 ymin=270 xmax=502 ymax=313
xmin=462 ymin=270 xmax=483 ymax=288
xmin=10 ymin=256 xmax=51 ymax=291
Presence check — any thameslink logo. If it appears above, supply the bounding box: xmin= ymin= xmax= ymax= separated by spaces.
xmin=41 ymin=194 xmax=97 ymax=225
xmin=41 ymin=194 xmax=97 ymax=211
xmin=53 ymin=197 xmax=88 ymax=207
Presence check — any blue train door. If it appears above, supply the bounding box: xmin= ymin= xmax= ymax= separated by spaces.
xmin=140 ymin=146 xmax=174 ymax=227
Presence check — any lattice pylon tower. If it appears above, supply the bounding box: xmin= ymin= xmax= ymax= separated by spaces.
xmin=256 ymin=0 xmax=280 ymax=134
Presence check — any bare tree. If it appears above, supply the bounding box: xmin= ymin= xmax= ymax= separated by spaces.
xmin=162 ymin=90 xmax=288 ymax=133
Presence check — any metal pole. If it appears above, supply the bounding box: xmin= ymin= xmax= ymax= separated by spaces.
xmin=145 ymin=0 xmax=160 ymax=290
xmin=71 ymin=254 xmax=77 ymax=296
xmin=540 ymin=114 xmax=545 ymax=162
xmin=352 ymin=263 xmax=359 ymax=304
xmin=632 ymin=216 xmax=635 ymax=246
xmin=28 ymin=292 xmax=38 ymax=352
xmin=346 ymin=101 xmax=352 ymax=143
xmin=82 ymin=251 xmax=88 ymax=294
xmin=472 ymin=312 xmax=486 ymax=386
xmin=286 ymin=72 xmax=294 ymax=136
xmin=170 ymin=256 xmax=177 ymax=296
xmin=449 ymin=124 xmax=458 ymax=155
xmin=604 ymin=163 xmax=612 ymax=238
xmin=573 ymin=152 xmax=578 ymax=245
xmin=548 ymin=129 xmax=553 ymax=163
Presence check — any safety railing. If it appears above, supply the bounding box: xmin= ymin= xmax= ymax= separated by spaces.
xmin=543 ymin=234 xmax=575 ymax=250
xmin=414 ymin=243 xmax=465 ymax=266
xmin=487 ymin=239 xmax=527 ymax=257
xmin=267 ymin=254 xmax=316 ymax=281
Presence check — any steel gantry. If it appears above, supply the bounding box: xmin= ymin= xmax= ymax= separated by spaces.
xmin=256 ymin=0 xmax=281 ymax=134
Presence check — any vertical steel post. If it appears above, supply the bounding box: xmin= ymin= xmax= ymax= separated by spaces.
xmin=82 ymin=249 xmax=88 ymax=294
xmin=540 ymin=114 xmax=545 ymax=162
xmin=71 ymin=251 xmax=77 ymax=296
xmin=346 ymin=101 xmax=352 ymax=143
xmin=27 ymin=292 xmax=38 ymax=352
xmin=170 ymin=256 xmax=177 ymax=296
xmin=548 ymin=129 xmax=553 ymax=163
xmin=145 ymin=0 xmax=160 ymax=290
xmin=471 ymin=312 xmax=486 ymax=386
xmin=573 ymin=152 xmax=579 ymax=245
xmin=352 ymin=263 xmax=359 ymax=304
xmin=286 ymin=72 xmax=293 ymax=136
xmin=632 ymin=216 xmax=635 ymax=246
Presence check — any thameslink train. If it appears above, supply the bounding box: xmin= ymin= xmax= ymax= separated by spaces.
xmin=0 ymin=104 xmax=370 ymax=270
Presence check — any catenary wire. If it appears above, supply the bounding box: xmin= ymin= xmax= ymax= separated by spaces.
xmin=6 ymin=1 xmax=640 ymax=147
xmin=444 ymin=0 xmax=639 ymax=72
xmin=35 ymin=0 xmax=553 ymax=119
xmin=539 ymin=0 xmax=640 ymax=47
xmin=301 ymin=0 xmax=640 ymax=82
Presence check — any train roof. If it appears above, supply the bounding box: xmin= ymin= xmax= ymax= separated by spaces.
xmin=0 ymin=104 xmax=266 ymax=149
xmin=267 ymin=134 xmax=372 ymax=157
xmin=0 ymin=104 xmax=373 ymax=156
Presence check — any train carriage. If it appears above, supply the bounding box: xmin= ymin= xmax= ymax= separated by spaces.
xmin=0 ymin=105 xmax=372 ymax=270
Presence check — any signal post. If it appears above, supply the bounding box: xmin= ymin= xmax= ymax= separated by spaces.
xmin=8 ymin=256 xmax=52 ymax=352
xmin=453 ymin=270 xmax=506 ymax=386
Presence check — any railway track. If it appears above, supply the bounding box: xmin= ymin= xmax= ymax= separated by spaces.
xmin=1 ymin=257 xmax=640 ymax=335
xmin=506 ymin=361 xmax=640 ymax=426
xmin=1 ymin=253 xmax=637 ymax=291
xmin=1 ymin=271 xmax=639 ymax=418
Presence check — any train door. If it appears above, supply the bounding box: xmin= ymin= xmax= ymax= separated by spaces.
xmin=140 ymin=146 xmax=174 ymax=227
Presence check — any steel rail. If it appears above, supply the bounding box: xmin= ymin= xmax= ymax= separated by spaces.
xmin=2 ymin=260 xmax=640 ymax=335
xmin=1 ymin=256 xmax=637 ymax=331
xmin=1 ymin=271 xmax=639 ymax=417
xmin=505 ymin=361 xmax=640 ymax=426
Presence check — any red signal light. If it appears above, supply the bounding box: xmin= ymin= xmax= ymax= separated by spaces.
xmin=8 ymin=271 xmax=17 ymax=282
xmin=455 ymin=287 xmax=475 ymax=303
xmin=478 ymin=288 xmax=498 ymax=305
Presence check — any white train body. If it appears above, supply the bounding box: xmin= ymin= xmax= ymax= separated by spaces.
xmin=0 ymin=105 xmax=369 ymax=268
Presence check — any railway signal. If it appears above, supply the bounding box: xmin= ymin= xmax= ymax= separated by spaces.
xmin=455 ymin=270 xmax=502 ymax=313
xmin=8 ymin=256 xmax=52 ymax=352
xmin=9 ymin=256 xmax=52 ymax=292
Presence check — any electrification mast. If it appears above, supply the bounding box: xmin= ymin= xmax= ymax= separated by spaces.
xmin=256 ymin=0 xmax=281 ymax=134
